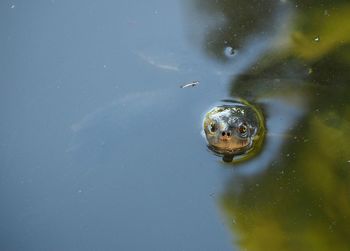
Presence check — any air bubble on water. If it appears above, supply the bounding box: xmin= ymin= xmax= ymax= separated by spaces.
xmin=314 ymin=36 xmax=320 ymax=42
xmin=224 ymin=46 xmax=238 ymax=58
xmin=10 ymin=4 xmax=15 ymax=8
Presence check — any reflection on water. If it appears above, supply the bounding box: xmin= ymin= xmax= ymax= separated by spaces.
xmin=193 ymin=0 xmax=350 ymax=250
xmin=2 ymin=0 xmax=350 ymax=249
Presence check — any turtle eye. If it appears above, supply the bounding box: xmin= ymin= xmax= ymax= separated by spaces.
xmin=209 ymin=123 xmax=217 ymax=133
xmin=238 ymin=123 xmax=248 ymax=137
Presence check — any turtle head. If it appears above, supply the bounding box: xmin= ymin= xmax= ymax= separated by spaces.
xmin=203 ymin=104 xmax=263 ymax=161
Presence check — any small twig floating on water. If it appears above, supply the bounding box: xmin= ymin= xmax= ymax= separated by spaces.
xmin=180 ymin=81 xmax=200 ymax=88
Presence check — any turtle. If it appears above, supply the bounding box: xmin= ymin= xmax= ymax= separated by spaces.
xmin=203 ymin=99 xmax=265 ymax=163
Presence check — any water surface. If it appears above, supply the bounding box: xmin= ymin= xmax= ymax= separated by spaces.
xmin=1 ymin=0 xmax=350 ymax=250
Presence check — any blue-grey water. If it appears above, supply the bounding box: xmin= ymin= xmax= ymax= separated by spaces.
xmin=2 ymin=0 xmax=350 ymax=251
xmin=1 ymin=1 xmax=233 ymax=250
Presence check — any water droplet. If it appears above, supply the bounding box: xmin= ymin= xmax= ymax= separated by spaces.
xmin=224 ymin=46 xmax=237 ymax=58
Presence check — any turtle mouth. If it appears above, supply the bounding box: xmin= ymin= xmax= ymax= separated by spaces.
xmin=208 ymin=137 xmax=251 ymax=155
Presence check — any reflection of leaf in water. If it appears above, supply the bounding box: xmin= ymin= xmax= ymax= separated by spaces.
xmin=192 ymin=0 xmax=279 ymax=59
xmin=220 ymin=90 xmax=350 ymax=250
xmin=223 ymin=113 xmax=350 ymax=249
xmin=300 ymin=111 xmax=350 ymax=218
xmin=291 ymin=5 xmax=350 ymax=61
xmin=191 ymin=0 xmax=350 ymax=250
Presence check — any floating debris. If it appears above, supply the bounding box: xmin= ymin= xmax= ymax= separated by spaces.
xmin=180 ymin=81 xmax=200 ymax=88
xmin=314 ymin=36 xmax=320 ymax=42
xmin=224 ymin=46 xmax=238 ymax=58
xmin=231 ymin=218 xmax=236 ymax=224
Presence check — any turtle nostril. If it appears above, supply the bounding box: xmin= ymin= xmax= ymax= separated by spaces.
xmin=227 ymin=132 xmax=231 ymax=137
xmin=222 ymin=132 xmax=226 ymax=136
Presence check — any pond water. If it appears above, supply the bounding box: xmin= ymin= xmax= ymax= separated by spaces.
xmin=1 ymin=0 xmax=350 ymax=250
